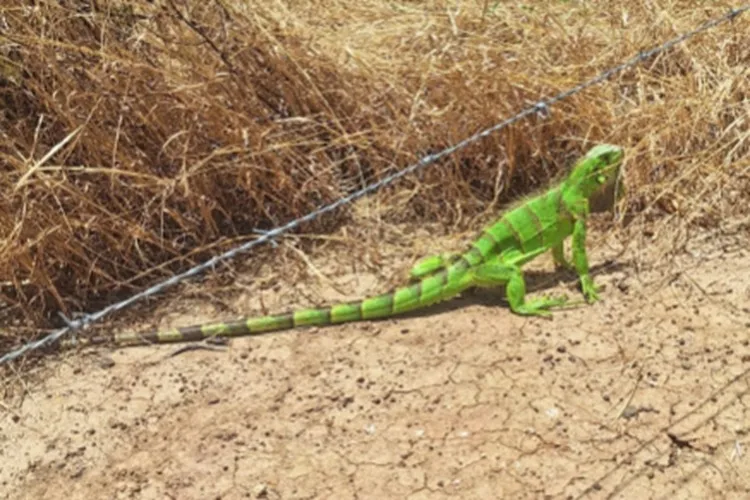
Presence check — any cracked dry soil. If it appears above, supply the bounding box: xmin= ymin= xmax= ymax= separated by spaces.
xmin=2 ymin=223 xmax=749 ymax=500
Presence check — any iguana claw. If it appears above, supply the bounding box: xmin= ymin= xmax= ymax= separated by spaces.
xmin=581 ymin=277 xmax=600 ymax=303
xmin=513 ymin=294 xmax=569 ymax=316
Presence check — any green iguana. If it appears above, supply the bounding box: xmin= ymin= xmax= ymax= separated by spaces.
xmin=58 ymin=144 xmax=624 ymax=349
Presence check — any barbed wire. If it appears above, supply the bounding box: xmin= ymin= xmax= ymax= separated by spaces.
xmin=1 ymin=6 xmax=747 ymax=365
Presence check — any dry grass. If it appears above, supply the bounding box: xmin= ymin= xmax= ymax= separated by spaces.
xmin=0 ymin=1 xmax=748 ymax=346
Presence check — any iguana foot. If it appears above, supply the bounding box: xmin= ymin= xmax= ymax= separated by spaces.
xmin=580 ymin=276 xmax=600 ymax=303
xmin=512 ymin=295 xmax=569 ymax=317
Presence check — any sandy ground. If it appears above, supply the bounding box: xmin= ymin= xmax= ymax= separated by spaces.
xmin=1 ymin=219 xmax=749 ymax=500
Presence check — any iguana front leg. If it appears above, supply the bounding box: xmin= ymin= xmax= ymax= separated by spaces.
xmin=551 ymin=243 xmax=572 ymax=270
xmin=569 ymin=202 xmax=599 ymax=303
xmin=472 ymin=260 xmax=567 ymax=317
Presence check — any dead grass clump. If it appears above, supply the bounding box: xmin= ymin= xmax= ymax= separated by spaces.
xmin=0 ymin=1 xmax=748 ymax=345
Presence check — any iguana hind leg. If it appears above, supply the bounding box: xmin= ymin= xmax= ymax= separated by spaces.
xmin=408 ymin=253 xmax=460 ymax=282
xmin=472 ymin=260 xmax=568 ymax=317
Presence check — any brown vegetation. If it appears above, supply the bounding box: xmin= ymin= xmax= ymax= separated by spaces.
xmin=0 ymin=1 xmax=748 ymax=348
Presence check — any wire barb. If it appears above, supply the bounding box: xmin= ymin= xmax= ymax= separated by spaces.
xmin=533 ymin=102 xmax=550 ymax=119
xmin=1 ymin=5 xmax=748 ymax=365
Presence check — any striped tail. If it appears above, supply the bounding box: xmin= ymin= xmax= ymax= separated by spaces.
xmin=58 ymin=269 xmax=473 ymax=349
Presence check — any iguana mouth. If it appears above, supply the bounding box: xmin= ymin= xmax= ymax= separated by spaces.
xmin=589 ymin=168 xmax=625 ymax=214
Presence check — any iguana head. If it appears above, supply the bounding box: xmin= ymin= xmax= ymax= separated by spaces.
xmin=568 ymin=144 xmax=625 ymax=213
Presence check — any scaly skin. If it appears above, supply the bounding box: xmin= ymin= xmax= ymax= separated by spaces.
xmin=57 ymin=144 xmax=624 ymax=349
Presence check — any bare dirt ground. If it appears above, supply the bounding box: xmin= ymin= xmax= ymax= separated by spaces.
xmin=2 ymin=218 xmax=749 ymax=500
